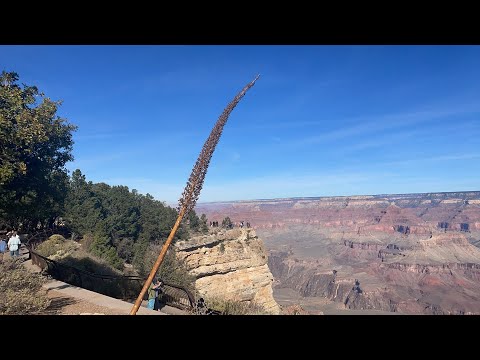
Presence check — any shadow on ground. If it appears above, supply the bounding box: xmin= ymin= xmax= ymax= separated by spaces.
xmin=43 ymin=296 xmax=78 ymax=314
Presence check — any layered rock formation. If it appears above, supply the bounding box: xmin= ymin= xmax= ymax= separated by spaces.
xmin=196 ymin=191 xmax=480 ymax=233
xmin=175 ymin=228 xmax=280 ymax=314
xmin=196 ymin=191 xmax=480 ymax=314
xmin=270 ymin=231 xmax=480 ymax=315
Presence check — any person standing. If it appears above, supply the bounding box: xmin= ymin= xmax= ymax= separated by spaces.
xmin=147 ymin=278 xmax=162 ymax=310
xmin=0 ymin=237 xmax=6 ymax=262
xmin=154 ymin=280 xmax=164 ymax=311
xmin=8 ymin=230 xmax=21 ymax=258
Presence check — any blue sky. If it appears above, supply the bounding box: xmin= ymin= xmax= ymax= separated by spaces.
xmin=1 ymin=45 xmax=479 ymax=205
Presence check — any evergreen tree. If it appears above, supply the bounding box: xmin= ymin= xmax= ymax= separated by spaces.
xmin=221 ymin=216 xmax=233 ymax=229
xmin=0 ymin=71 xmax=77 ymax=231
xmin=200 ymin=213 xmax=209 ymax=233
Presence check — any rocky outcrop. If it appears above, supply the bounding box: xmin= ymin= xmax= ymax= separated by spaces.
xmin=268 ymin=252 xmax=398 ymax=312
xmin=175 ymin=228 xmax=280 ymax=314
xmin=380 ymin=262 xmax=480 ymax=280
xmin=269 ymin=249 xmax=480 ymax=314
xmin=343 ymin=240 xmax=384 ymax=251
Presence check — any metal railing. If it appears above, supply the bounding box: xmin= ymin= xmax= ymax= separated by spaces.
xmin=28 ymin=248 xmax=195 ymax=311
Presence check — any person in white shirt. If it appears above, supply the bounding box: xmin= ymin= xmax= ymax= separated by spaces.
xmin=8 ymin=230 xmax=21 ymax=257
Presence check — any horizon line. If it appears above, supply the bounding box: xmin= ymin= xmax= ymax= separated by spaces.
xmin=195 ymin=189 xmax=480 ymax=205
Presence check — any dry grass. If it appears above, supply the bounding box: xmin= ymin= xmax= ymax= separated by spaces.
xmin=0 ymin=259 xmax=51 ymax=314
xmin=204 ymin=296 xmax=269 ymax=315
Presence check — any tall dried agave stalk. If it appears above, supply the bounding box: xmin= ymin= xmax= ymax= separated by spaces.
xmin=178 ymin=74 xmax=260 ymax=215
xmin=130 ymin=75 xmax=260 ymax=314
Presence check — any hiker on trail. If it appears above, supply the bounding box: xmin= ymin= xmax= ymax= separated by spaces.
xmin=8 ymin=230 xmax=21 ymax=258
xmin=147 ymin=278 xmax=163 ymax=310
xmin=0 ymin=237 xmax=6 ymax=262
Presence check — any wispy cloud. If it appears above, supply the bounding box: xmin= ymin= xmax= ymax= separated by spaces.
xmin=336 ymin=128 xmax=425 ymax=154
xmin=71 ymin=130 xmax=201 ymax=168
xmin=291 ymin=106 xmax=480 ymax=147
xmin=94 ymin=176 xmax=184 ymax=205
xmin=430 ymin=153 xmax=480 ymax=161
xmin=67 ymin=153 xmax=127 ymax=170
xmin=88 ymin=170 xmax=390 ymax=203
xmin=76 ymin=157 xmax=480 ymax=204
xmin=198 ymin=170 xmax=399 ymax=202
xmin=378 ymin=153 xmax=480 ymax=167
xmin=197 ymin=166 xmax=480 ymax=203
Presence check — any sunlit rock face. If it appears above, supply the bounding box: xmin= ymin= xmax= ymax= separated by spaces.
xmin=175 ymin=228 xmax=280 ymax=314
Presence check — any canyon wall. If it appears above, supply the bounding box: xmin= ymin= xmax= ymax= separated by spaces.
xmin=175 ymin=228 xmax=280 ymax=314
xmin=196 ymin=191 xmax=480 ymax=314
xmin=196 ymin=191 xmax=480 ymax=234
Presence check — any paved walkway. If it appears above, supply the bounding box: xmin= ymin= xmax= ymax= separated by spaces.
xmin=22 ymin=257 xmax=187 ymax=315
xmin=43 ymin=279 xmax=164 ymax=315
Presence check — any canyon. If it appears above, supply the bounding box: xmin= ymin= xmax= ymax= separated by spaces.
xmin=196 ymin=191 xmax=480 ymax=314
xmin=175 ymin=228 xmax=280 ymax=314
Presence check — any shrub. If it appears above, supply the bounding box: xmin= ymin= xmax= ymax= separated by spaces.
xmin=204 ymin=296 xmax=268 ymax=315
xmin=282 ymin=304 xmax=309 ymax=315
xmin=35 ymin=234 xmax=78 ymax=259
xmin=48 ymin=234 xmax=67 ymax=243
xmin=60 ymin=250 xmax=123 ymax=276
xmin=0 ymin=260 xmax=51 ymax=314
xmin=54 ymin=252 xmax=139 ymax=299
xmin=221 ymin=216 xmax=233 ymax=229
xmin=144 ymin=244 xmax=195 ymax=292
xmin=89 ymin=232 xmax=124 ymax=270
xmin=79 ymin=233 xmax=94 ymax=250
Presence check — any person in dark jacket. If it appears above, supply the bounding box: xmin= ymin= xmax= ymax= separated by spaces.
xmin=147 ymin=278 xmax=163 ymax=310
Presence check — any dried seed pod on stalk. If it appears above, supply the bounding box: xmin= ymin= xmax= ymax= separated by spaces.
xmin=130 ymin=75 xmax=260 ymax=314
xmin=178 ymin=74 xmax=260 ymax=215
